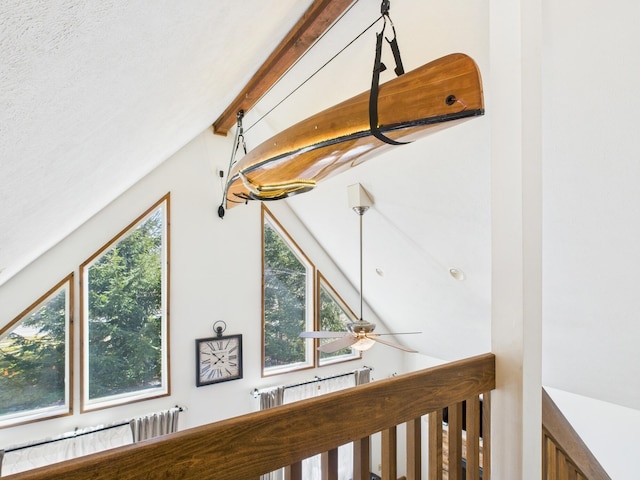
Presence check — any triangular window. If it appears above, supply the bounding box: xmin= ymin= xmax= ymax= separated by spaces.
xmin=262 ymin=206 xmax=315 ymax=375
xmin=317 ymin=272 xmax=361 ymax=366
xmin=0 ymin=275 xmax=73 ymax=427
xmin=80 ymin=194 xmax=169 ymax=411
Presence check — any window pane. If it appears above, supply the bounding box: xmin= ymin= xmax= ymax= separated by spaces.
xmin=263 ymin=210 xmax=313 ymax=373
xmin=0 ymin=277 xmax=71 ymax=426
xmin=83 ymin=197 xmax=168 ymax=409
xmin=318 ymin=276 xmax=360 ymax=366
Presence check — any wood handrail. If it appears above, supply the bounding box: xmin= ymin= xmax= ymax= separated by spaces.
xmin=542 ymin=388 xmax=611 ymax=480
xmin=5 ymin=353 xmax=495 ymax=480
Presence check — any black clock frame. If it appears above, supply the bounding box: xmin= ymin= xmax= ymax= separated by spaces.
xmin=195 ymin=334 xmax=243 ymax=387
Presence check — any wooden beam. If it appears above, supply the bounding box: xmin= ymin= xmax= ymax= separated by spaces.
xmin=212 ymin=0 xmax=355 ymax=136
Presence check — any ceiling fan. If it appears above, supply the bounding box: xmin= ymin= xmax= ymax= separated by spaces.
xmin=300 ymin=184 xmax=420 ymax=353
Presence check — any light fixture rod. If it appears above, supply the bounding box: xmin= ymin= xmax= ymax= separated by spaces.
xmin=356 ymin=207 xmax=369 ymax=321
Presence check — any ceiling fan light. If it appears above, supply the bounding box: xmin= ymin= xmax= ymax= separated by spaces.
xmin=352 ymin=337 xmax=375 ymax=351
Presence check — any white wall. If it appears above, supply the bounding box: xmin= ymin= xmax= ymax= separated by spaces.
xmin=540 ymin=1 xmax=640 ymax=476
xmin=541 ymin=0 xmax=640 ymax=411
xmin=0 ymin=129 xmax=405 ymax=448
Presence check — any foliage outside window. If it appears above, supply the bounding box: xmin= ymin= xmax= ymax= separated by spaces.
xmin=81 ymin=195 xmax=169 ymax=411
xmin=263 ymin=207 xmax=314 ymax=375
xmin=317 ymin=273 xmax=360 ymax=366
xmin=0 ymin=275 xmax=72 ymax=428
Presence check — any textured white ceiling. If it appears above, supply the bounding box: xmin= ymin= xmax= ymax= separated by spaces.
xmin=1 ymin=0 xmax=639 ymax=416
xmin=0 ymin=0 xmax=312 ymax=282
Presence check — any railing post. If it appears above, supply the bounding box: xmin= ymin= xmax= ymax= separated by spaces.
xmin=354 ymin=436 xmax=371 ymax=480
xmin=381 ymin=426 xmax=397 ymax=480
xmin=321 ymin=448 xmax=338 ymax=480
xmin=406 ymin=417 xmax=422 ymax=480
xmin=483 ymin=392 xmax=491 ymax=480
xmin=466 ymin=396 xmax=481 ymax=480
xmin=448 ymin=402 xmax=463 ymax=480
xmin=284 ymin=461 xmax=302 ymax=480
xmin=428 ymin=410 xmax=443 ymax=480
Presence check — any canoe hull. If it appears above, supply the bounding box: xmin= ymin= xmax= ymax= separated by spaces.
xmin=225 ymin=53 xmax=484 ymax=207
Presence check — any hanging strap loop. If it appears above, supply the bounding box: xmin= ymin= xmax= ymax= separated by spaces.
xmin=369 ymin=2 xmax=409 ymax=146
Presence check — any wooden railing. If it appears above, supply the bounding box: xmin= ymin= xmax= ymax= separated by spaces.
xmin=542 ymin=388 xmax=611 ymax=480
xmin=4 ymin=353 xmax=495 ymax=480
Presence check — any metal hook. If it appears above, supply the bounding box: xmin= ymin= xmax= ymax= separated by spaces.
xmin=213 ymin=320 xmax=227 ymax=337
xmin=381 ymin=0 xmax=390 ymax=16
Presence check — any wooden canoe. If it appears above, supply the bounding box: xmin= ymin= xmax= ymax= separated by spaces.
xmin=224 ymin=53 xmax=484 ymax=209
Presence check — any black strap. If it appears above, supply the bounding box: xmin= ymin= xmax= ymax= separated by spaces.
xmin=369 ymin=13 xmax=408 ymax=146
xmin=388 ymin=33 xmax=404 ymax=76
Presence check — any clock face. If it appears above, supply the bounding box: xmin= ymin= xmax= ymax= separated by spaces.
xmin=196 ymin=334 xmax=243 ymax=386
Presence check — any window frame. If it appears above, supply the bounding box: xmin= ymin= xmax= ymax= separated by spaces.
xmin=80 ymin=194 xmax=170 ymax=412
xmin=316 ymin=271 xmax=361 ymax=367
xmin=262 ymin=206 xmax=315 ymax=377
xmin=0 ymin=274 xmax=73 ymax=428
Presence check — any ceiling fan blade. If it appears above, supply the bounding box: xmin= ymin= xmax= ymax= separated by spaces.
xmin=373 ymin=332 xmax=422 ymax=336
xmin=299 ymin=331 xmax=348 ymax=339
xmin=318 ymin=335 xmax=358 ymax=353
xmin=369 ymin=335 xmax=418 ymax=353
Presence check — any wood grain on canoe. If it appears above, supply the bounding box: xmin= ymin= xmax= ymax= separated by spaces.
xmin=225 ymin=53 xmax=484 ymax=208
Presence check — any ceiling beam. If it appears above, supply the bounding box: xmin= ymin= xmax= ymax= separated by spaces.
xmin=212 ymin=0 xmax=355 ymax=136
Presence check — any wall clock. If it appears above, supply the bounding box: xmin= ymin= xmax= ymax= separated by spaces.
xmin=196 ymin=327 xmax=243 ymax=386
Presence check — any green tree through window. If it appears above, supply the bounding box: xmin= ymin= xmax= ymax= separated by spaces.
xmin=0 ymin=276 xmax=72 ymax=426
xmin=318 ymin=274 xmax=360 ymax=365
xmin=82 ymin=195 xmax=169 ymax=410
xmin=263 ymin=208 xmax=313 ymax=373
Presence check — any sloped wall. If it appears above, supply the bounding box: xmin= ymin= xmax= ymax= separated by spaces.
xmin=0 ymin=129 xmax=406 ymax=448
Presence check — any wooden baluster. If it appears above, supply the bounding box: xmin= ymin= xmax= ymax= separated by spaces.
xmin=321 ymin=449 xmax=338 ymax=480
xmin=354 ymin=436 xmax=371 ymax=480
xmin=447 ymin=402 xmax=463 ymax=480
xmin=466 ymin=396 xmax=481 ymax=480
xmin=381 ymin=426 xmax=397 ymax=480
xmin=406 ymin=417 xmax=422 ymax=480
xmin=482 ymin=391 xmax=491 ymax=480
xmin=569 ymin=466 xmax=580 ymax=480
xmin=558 ymin=451 xmax=569 ymax=479
xmin=546 ymin=435 xmax=558 ymax=480
xmin=285 ymin=461 xmax=302 ymax=480
xmin=428 ymin=409 xmax=443 ymax=480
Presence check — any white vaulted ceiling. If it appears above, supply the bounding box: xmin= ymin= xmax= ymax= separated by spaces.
xmin=1 ymin=0 xmax=639 ymax=422
xmin=0 ymin=0 xmax=312 ymax=281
